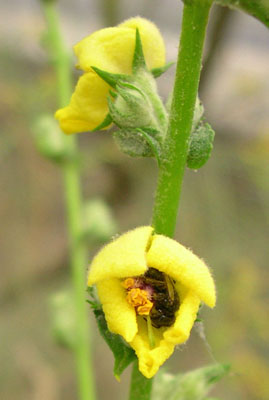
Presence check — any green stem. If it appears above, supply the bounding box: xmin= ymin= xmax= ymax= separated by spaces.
xmin=130 ymin=2 xmax=212 ymax=399
xmin=152 ymin=0 xmax=213 ymax=238
xmin=129 ymin=361 xmax=153 ymax=400
xmin=41 ymin=2 xmax=96 ymax=399
xmin=130 ymin=3 xmax=212 ymax=398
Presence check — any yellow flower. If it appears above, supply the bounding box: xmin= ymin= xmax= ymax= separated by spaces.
xmin=55 ymin=18 xmax=166 ymax=134
xmin=88 ymin=226 xmax=216 ymax=379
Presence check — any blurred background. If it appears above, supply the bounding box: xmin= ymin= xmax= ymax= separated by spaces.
xmin=0 ymin=0 xmax=268 ymax=399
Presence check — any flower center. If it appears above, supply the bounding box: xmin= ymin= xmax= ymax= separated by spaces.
xmin=123 ymin=268 xmax=180 ymax=328
xmin=123 ymin=278 xmax=153 ymax=316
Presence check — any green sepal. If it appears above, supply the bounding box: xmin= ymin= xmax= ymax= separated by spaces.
xmin=136 ymin=128 xmax=162 ymax=166
xmin=116 ymin=82 xmax=147 ymax=106
xmin=113 ymin=127 xmax=161 ymax=158
xmin=87 ymin=288 xmax=136 ymax=380
xmin=109 ymin=89 xmax=117 ymax=99
xmin=215 ymin=0 xmax=269 ymax=28
xmin=152 ymin=363 xmax=230 ymax=400
xmin=132 ymin=29 xmax=147 ymax=73
xmin=107 ymin=96 xmax=125 ymax=128
xmin=91 ymin=113 xmax=113 ymax=131
xmin=187 ymin=123 xmax=215 ymax=169
xmin=91 ymin=66 xmax=129 ymax=89
xmin=151 ymin=62 xmax=175 ymax=78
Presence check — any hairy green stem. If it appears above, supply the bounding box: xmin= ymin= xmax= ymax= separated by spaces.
xmin=152 ymin=0 xmax=213 ymax=237
xmin=41 ymin=2 xmax=96 ymax=399
xmin=130 ymin=3 xmax=212 ymax=396
xmin=129 ymin=361 xmax=153 ymax=400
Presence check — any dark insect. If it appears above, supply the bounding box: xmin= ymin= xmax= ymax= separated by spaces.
xmin=143 ymin=268 xmax=180 ymax=329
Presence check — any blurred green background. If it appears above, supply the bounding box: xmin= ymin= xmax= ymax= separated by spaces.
xmin=0 ymin=1 xmax=268 ymax=399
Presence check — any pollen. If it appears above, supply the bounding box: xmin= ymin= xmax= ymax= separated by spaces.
xmin=122 ymin=278 xmax=135 ymax=289
xmin=125 ymin=287 xmax=153 ymax=316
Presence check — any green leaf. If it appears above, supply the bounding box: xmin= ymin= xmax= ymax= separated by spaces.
xmin=215 ymin=0 xmax=269 ymax=28
xmin=132 ymin=29 xmax=147 ymax=73
xmin=151 ymin=62 xmax=175 ymax=78
xmin=187 ymin=123 xmax=215 ymax=169
xmin=152 ymin=363 xmax=230 ymax=400
xmin=89 ymin=299 xmax=136 ymax=380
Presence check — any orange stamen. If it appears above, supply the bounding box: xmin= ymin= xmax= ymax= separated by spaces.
xmin=122 ymin=278 xmax=135 ymax=289
xmin=126 ymin=287 xmax=153 ymax=316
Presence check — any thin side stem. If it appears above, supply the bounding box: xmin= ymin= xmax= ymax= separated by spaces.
xmin=41 ymin=2 xmax=96 ymax=400
xmin=152 ymin=0 xmax=213 ymax=238
xmin=129 ymin=361 xmax=153 ymax=400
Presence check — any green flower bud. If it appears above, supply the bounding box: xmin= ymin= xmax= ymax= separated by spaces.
xmin=90 ymin=29 xmax=168 ymax=161
xmin=113 ymin=128 xmax=156 ymax=158
xmin=82 ymin=199 xmax=118 ymax=242
xmin=187 ymin=123 xmax=215 ymax=169
xmin=108 ymin=82 xmax=158 ymax=130
xmin=32 ymin=114 xmax=68 ymax=162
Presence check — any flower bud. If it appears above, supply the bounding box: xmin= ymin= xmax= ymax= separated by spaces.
xmin=187 ymin=123 xmax=215 ymax=169
xmin=113 ymin=128 xmax=156 ymax=158
xmin=82 ymin=199 xmax=118 ymax=242
xmin=108 ymin=82 xmax=158 ymax=130
xmin=32 ymin=114 xmax=68 ymax=162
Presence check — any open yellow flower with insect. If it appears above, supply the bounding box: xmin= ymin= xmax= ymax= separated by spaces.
xmin=88 ymin=226 xmax=216 ymax=378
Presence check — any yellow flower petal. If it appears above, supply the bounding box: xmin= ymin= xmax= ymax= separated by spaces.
xmin=130 ymin=318 xmax=174 ymax=379
xmin=54 ymin=72 xmax=110 ymax=134
xmin=97 ymin=278 xmax=137 ymax=342
xmin=55 ymin=17 xmax=165 ymax=134
xmin=147 ymin=234 xmax=216 ymax=308
xmin=88 ymin=226 xmax=153 ymax=285
xmin=129 ymin=284 xmax=200 ymax=378
xmin=164 ymin=283 xmax=200 ymax=344
xmin=88 ymin=226 xmax=216 ymax=378
xmin=119 ymin=17 xmax=166 ymax=69
xmin=74 ymin=17 xmax=165 ymax=73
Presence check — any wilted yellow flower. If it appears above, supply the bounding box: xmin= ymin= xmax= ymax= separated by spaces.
xmin=55 ymin=18 xmax=166 ymax=134
xmin=88 ymin=226 xmax=216 ymax=378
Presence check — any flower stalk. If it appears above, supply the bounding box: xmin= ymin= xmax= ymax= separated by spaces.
xmin=129 ymin=360 xmax=153 ymax=400
xmin=41 ymin=2 xmax=96 ymax=400
xmin=131 ymin=0 xmax=213 ymax=397
xmin=152 ymin=0 xmax=213 ymax=238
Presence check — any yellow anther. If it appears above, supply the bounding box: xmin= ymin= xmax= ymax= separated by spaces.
xmin=126 ymin=288 xmax=153 ymax=316
xmin=137 ymin=301 xmax=153 ymax=316
xmin=122 ymin=278 xmax=135 ymax=289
